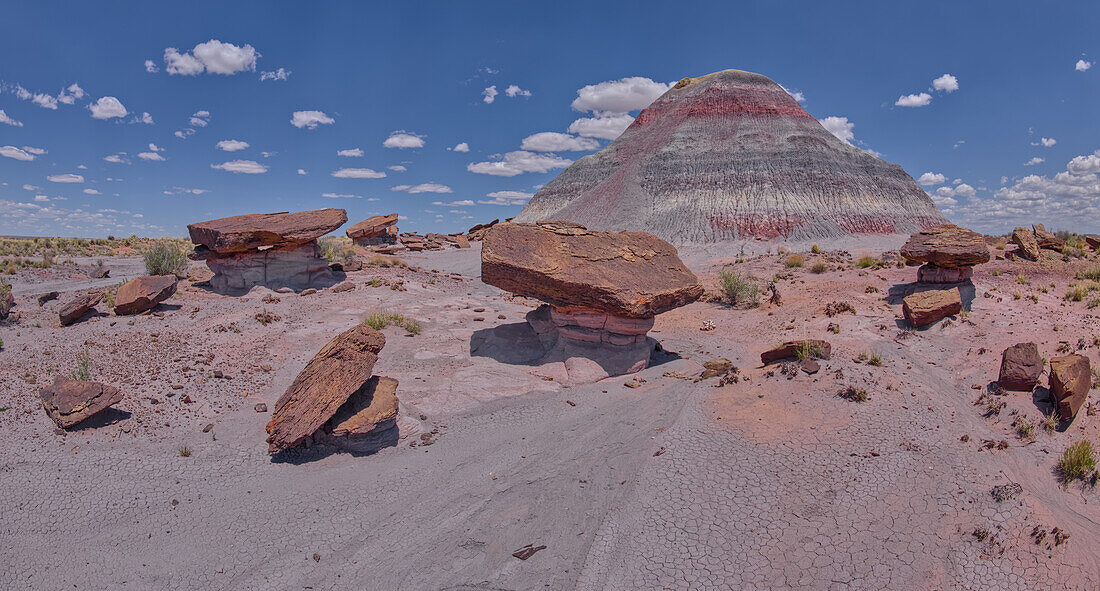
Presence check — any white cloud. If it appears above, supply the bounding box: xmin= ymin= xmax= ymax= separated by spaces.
xmin=174 ymin=129 xmax=194 ymax=139
xmin=138 ymin=152 xmax=166 ymax=161
xmin=148 ymin=143 xmax=164 ymax=152
xmin=895 ymin=92 xmax=932 ymax=107
xmin=260 ymin=68 xmax=291 ymax=81
xmin=935 ymin=183 xmax=976 ymax=199
xmin=567 ymin=113 xmax=635 ymax=140
xmin=23 ymin=184 xmax=39 ymax=191
xmin=145 ymin=59 xmax=159 ymax=73
xmin=778 ymin=85 xmax=806 ymax=104
xmin=571 ymin=77 xmax=671 ymax=113
xmin=432 ymin=199 xmax=475 ymax=206
xmin=217 ymin=139 xmax=250 ymax=152
xmin=383 ymin=130 xmax=425 ymax=149
xmin=931 ymin=74 xmax=958 ymax=92
xmin=478 ymin=190 xmax=534 ymax=206
xmin=820 ymin=116 xmax=855 ymax=143
xmin=452 ymin=142 xmax=470 ymax=152
xmin=297 ymin=169 xmax=307 ymax=175
xmin=505 ymin=84 xmax=531 ymax=98
xmin=521 ymin=132 xmax=599 ymax=152
xmin=467 ymin=150 xmax=572 ymax=177
xmin=163 ymin=187 xmax=208 ymax=195
xmin=211 ymin=160 xmax=267 ymax=174
xmin=103 ymin=154 xmax=130 ymax=164
xmin=321 ymin=193 xmax=362 ymax=199
xmin=391 ymin=183 xmax=452 ymax=193
xmin=189 ymin=116 xmax=208 ymax=127
xmin=917 ymin=172 xmax=947 ymax=186
xmin=34 ymin=195 xmax=50 ymax=202
xmin=48 ymin=173 xmax=84 ymax=183
xmin=0 ymin=109 xmax=22 ymax=127
xmin=332 ymin=167 xmax=386 ymax=179
xmin=261 ymin=151 xmax=275 ymax=158
xmin=1024 ymin=157 xmax=1044 ymax=166
xmin=482 ymin=86 xmax=498 ymax=104
xmin=337 ymin=148 xmax=364 ymax=157
xmin=135 ymin=112 xmax=154 ymax=124
xmin=1067 ymin=150 xmax=1100 ymax=175
xmin=1075 ymin=59 xmax=1093 ymax=72
xmin=165 ymin=40 xmax=258 ymax=76
xmin=83 ymin=188 xmax=101 ymax=195
xmin=1032 ymin=137 xmax=1056 ymax=147
xmin=388 ymin=165 xmax=407 ymax=172
xmin=88 ymin=96 xmax=128 ymax=119
xmin=290 ymin=110 xmax=334 ymax=129
xmin=32 ymin=93 xmax=58 ymax=109
xmin=21 ymin=146 xmax=46 ymax=155
xmin=194 ymin=110 xmax=210 ymax=118
xmin=0 ymin=146 xmax=35 ymax=161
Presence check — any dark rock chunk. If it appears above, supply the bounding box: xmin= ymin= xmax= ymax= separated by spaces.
xmin=902 ymin=288 xmax=961 ymax=328
xmin=59 ymin=291 xmax=103 ymax=326
xmin=114 ymin=276 xmax=177 ymax=315
xmin=1049 ymin=354 xmax=1090 ymax=422
xmin=40 ymin=378 xmax=124 ymax=428
xmin=998 ymin=343 xmax=1042 ymax=391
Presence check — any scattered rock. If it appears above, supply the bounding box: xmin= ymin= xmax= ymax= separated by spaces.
xmin=58 ymin=291 xmax=103 ymax=326
xmin=1049 ymin=354 xmax=1090 ymax=422
xmin=300 ymin=288 xmax=317 ymax=296
xmin=331 ymin=281 xmax=356 ymax=293
xmin=114 ymin=275 xmax=177 ymax=315
xmin=0 ymin=287 xmax=13 ymax=320
xmin=800 ymin=359 xmax=821 ymax=374
xmin=1085 ymin=235 xmax=1100 ymax=250
xmin=998 ymin=342 xmax=1042 ymax=391
xmin=1032 ymin=224 xmax=1064 ymax=251
xmin=512 ymin=544 xmax=546 ymax=560
xmin=327 ymin=376 xmax=399 ymax=437
xmin=990 ymin=483 xmax=1023 ymax=502
xmin=254 ymin=403 xmax=268 ymax=413
xmin=698 ymin=358 xmax=733 ymax=380
xmin=91 ymin=266 xmax=110 ymax=279
xmin=39 ymin=378 xmax=124 ymax=429
xmin=761 ymin=340 xmax=831 ymax=365
xmin=902 ymin=288 xmax=961 ymax=328
xmin=1011 ymin=227 xmax=1040 ymax=260
xmin=37 ymin=292 xmax=59 ymax=306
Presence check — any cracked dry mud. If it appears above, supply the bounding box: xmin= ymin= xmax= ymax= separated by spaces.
xmin=1 ymin=241 xmax=1098 ymax=590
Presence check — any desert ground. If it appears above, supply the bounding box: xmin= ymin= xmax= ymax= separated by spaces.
xmin=1 ymin=236 xmax=1098 ymax=590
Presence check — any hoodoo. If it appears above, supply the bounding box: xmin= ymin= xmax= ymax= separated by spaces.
xmin=515 ymin=69 xmax=947 ymax=243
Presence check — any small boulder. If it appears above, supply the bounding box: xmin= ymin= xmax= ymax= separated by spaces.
xmin=902 ymin=288 xmax=961 ymax=328
xmin=114 ymin=276 xmax=177 ymax=315
xmin=1049 ymin=354 xmax=1091 ymax=422
xmin=331 ymin=281 xmax=356 ymax=293
xmin=1085 ymin=235 xmax=1100 ymax=250
xmin=1010 ymin=227 xmax=1040 ymax=260
xmin=699 ymin=358 xmax=733 ymax=380
xmin=346 ymin=213 xmax=399 ymax=245
xmin=37 ymin=292 xmax=60 ymax=306
xmin=59 ymin=291 xmax=103 ymax=326
xmin=998 ymin=343 xmax=1042 ymax=391
xmin=761 ymin=340 xmax=831 ymax=365
xmin=91 ymin=266 xmax=110 ymax=279
xmin=40 ymin=378 xmax=124 ymax=429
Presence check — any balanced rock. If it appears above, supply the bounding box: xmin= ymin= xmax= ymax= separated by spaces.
xmin=346 ymin=213 xmax=398 ymax=245
xmin=482 ymin=221 xmax=703 ymax=318
xmin=761 ymin=340 xmax=832 ymax=365
xmin=266 ymin=324 xmax=387 ymax=453
xmin=1049 ymin=354 xmax=1091 ymax=422
xmin=59 ymin=291 xmax=103 ymax=326
xmin=114 ymin=276 xmax=177 ymax=315
xmin=514 ymin=69 xmax=947 ymax=242
xmin=40 ymin=378 xmax=123 ymax=429
xmin=189 ymin=209 xmax=346 ymax=293
xmin=902 ymin=288 xmax=961 ymax=328
xmin=901 ymin=224 xmax=989 ymax=283
xmin=1011 ymin=227 xmax=1040 ymax=261
xmin=998 ymin=342 xmax=1042 ymax=391
xmin=1032 ymin=224 xmax=1064 ymax=251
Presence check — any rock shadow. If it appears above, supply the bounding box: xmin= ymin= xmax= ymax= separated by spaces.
xmin=269 ymin=424 xmax=399 ymax=464
xmin=469 ymin=321 xmax=681 ymax=373
xmin=886 ymin=280 xmax=976 ymax=310
xmin=1031 ymin=386 xmax=1074 ymax=432
xmin=67 ymin=407 xmax=132 ymax=431
xmin=191 ymin=271 xmax=346 ymax=297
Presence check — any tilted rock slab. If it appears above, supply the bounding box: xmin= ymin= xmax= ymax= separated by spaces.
xmin=1032 ymin=224 xmax=1064 ymax=251
xmin=481 ymin=221 xmax=703 ymax=318
xmin=903 ymin=288 xmax=961 ymax=328
xmin=40 ymin=378 xmax=124 ymax=429
xmin=1049 ymin=354 xmax=1090 ymax=422
xmin=114 ymin=275 xmax=177 ymax=315
xmin=514 ymin=69 xmax=947 ymax=243
xmin=998 ymin=342 xmax=1043 ymax=391
xmin=346 ymin=213 xmax=398 ymax=245
xmin=266 ymin=324 xmax=386 ymax=453
xmin=1011 ymin=227 xmax=1040 ymax=260
xmin=188 ymin=208 xmax=347 ymax=255
xmin=59 ymin=291 xmax=103 ymax=326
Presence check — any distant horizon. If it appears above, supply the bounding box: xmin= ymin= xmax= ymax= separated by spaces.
xmin=1 ymin=1 xmax=1098 ymax=238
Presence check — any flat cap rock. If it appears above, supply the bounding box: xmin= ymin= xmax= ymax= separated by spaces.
xmin=114 ymin=275 xmax=177 ymax=315
xmin=900 ymin=224 xmax=990 ymax=268
xmin=481 ymin=221 xmax=704 ymax=318
xmin=40 ymin=378 xmax=124 ymax=429
xmin=266 ymin=324 xmax=386 ymax=453
xmin=188 ymin=208 xmax=348 ymax=255
xmin=346 ymin=213 xmax=398 ymax=241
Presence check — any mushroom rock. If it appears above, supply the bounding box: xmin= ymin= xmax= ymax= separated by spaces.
xmin=188 ymin=208 xmax=347 ymax=294
xmin=514 ymin=69 xmax=947 ymax=243
xmin=481 ymin=221 xmax=702 ymax=384
xmin=900 ymin=224 xmax=989 ymax=284
xmin=346 ymin=213 xmax=399 ymax=246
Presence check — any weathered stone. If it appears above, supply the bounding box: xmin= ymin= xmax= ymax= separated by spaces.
xmin=204 ymin=242 xmax=338 ymax=294
xmin=451 ymin=234 xmax=470 ymax=248
xmin=91 ymin=266 xmax=110 ymax=279
xmin=466 ymin=219 xmax=499 ymax=242
xmin=1085 ymin=235 xmax=1100 ymax=250
xmin=39 ymin=378 xmax=124 ymax=429
xmin=59 ymin=291 xmax=103 ymax=326
xmin=38 ymin=292 xmax=59 ymax=306
xmin=900 ymin=224 xmax=990 ymax=268
xmin=114 ymin=275 xmax=177 ymax=315
xmin=1049 ymin=354 xmax=1090 ymax=422
xmin=0 ymin=288 xmax=13 ymax=320
xmin=266 ymin=324 xmax=386 ymax=453
xmin=699 ymin=358 xmax=733 ymax=380
xmin=1010 ymin=227 xmax=1040 ymax=260
xmin=902 ymin=288 xmax=961 ymax=328
xmin=331 ymin=281 xmax=355 ymax=293
xmin=188 ymin=208 xmax=347 ymax=255
xmin=328 ymin=376 xmax=399 ymax=436
xmin=761 ymin=340 xmax=832 ymax=365
xmin=998 ymin=343 xmax=1043 ymax=391
xmin=482 ymin=221 xmax=703 ymax=318
xmin=917 ymin=264 xmax=973 ymax=284
xmin=346 ymin=213 xmax=398 ymax=245
xmin=1032 ymin=224 xmax=1064 ymax=250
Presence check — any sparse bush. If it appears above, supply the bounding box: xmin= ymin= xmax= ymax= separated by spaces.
xmin=838 ymin=386 xmax=869 ymax=403
xmin=179 ymin=445 xmax=192 ymax=458
xmin=810 ymin=261 xmax=828 ymax=274
xmin=1015 ymin=274 xmax=1029 ymax=285
xmin=318 ymin=236 xmax=356 ymax=263
xmin=795 ymin=341 xmax=827 ymax=361
xmin=103 ymin=284 xmax=120 ymax=309
xmin=1065 ymin=286 xmax=1087 ymax=302
xmin=1056 ymin=440 xmax=1096 ymax=484
xmin=365 ymin=277 xmax=384 ymax=287
xmin=785 ymin=254 xmax=804 ymax=268
xmin=1014 ymin=416 xmax=1036 ymax=440
xmin=825 ymin=301 xmax=855 ymax=316
xmin=718 ymin=270 xmax=760 ymax=307
xmin=857 ymin=256 xmax=879 ymax=268
xmin=144 ymin=241 xmax=188 ymax=276
xmin=811 ymin=243 xmax=821 ymax=254
xmin=1077 ymin=265 xmax=1100 ymax=282
xmin=254 ymin=310 xmax=280 ymax=325
xmin=365 ymin=255 xmax=407 ymax=268
xmin=868 ymin=352 xmax=883 ymax=366
xmin=363 ymin=311 xmax=421 ymax=335
xmin=71 ymin=349 xmax=91 ymax=381
xmin=1041 ymin=412 xmax=1061 ymax=432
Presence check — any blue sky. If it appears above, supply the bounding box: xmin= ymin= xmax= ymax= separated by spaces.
xmin=1 ymin=0 xmax=1098 ymax=237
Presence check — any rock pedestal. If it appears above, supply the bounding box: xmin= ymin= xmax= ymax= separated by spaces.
xmin=900 ymin=224 xmax=989 ymax=284
xmin=189 ymin=208 xmax=347 ymax=294
xmin=526 ymin=305 xmax=655 ymax=378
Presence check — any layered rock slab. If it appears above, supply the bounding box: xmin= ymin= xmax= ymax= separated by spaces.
xmin=1011 ymin=227 xmax=1041 ymax=260
xmin=514 ymin=69 xmax=947 ymax=242
xmin=114 ymin=276 xmax=177 ymax=315
xmin=40 ymin=378 xmax=124 ymax=429
xmin=1049 ymin=354 xmax=1091 ymax=422
xmin=188 ymin=208 xmax=347 ymax=254
xmin=197 ymin=242 xmax=337 ymax=293
xmin=59 ymin=291 xmax=103 ymax=326
xmin=346 ymin=213 xmax=398 ymax=245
